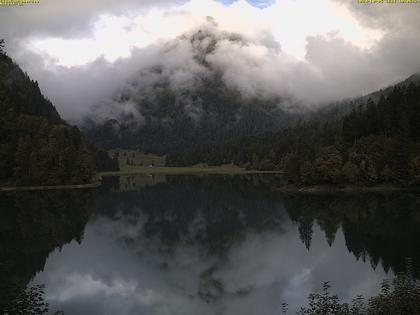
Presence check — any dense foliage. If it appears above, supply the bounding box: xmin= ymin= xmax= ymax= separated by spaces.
xmin=0 ymin=46 xmax=118 ymax=186
xmin=3 ymin=285 xmax=63 ymax=315
xmin=294 ymin=265 xmax=420 ymax=315
xmin=0 ymin=39 xmax=5 ymax=55
xmin=168 ymin=82 xmax=420 ymax=186
xmin=5 ymin=272 xmax=419 ymax=315
xmin=89 ymin=145 xmax=119 ymax=172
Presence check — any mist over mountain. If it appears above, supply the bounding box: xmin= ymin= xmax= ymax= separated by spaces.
xmin=83 ymin=23 xmax=302 ymax=153
xmin=82 ymin=20 xmax=420 ymax=159
xmin=166 ymin=76 xmax=420 ymax=187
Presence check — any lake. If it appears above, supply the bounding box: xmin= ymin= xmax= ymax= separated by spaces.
xmin=1 ymin=174 xmax=420 ymax=314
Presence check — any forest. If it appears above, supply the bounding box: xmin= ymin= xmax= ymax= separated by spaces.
xmin=0 ymin=43 xmax=118 ymax=186
xmin=167 ymin=81 xmax=420 ymax=187
xmin=3 ymin=32 xmax=420 ymax=188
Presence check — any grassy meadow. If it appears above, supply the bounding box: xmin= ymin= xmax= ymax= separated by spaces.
xmin=102 ymin=150 xmax=281 ymax=176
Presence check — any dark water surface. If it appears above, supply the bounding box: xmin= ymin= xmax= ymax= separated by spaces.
xmin=1 ymin=174 xmax=420 ymax=314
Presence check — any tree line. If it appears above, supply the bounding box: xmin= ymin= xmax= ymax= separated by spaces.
xmin=0 ymin=41 xmax=118 ymax=186
xmin=168 ymin=82 xmax=420 ymax=186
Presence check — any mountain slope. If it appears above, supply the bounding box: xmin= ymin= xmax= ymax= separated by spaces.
xmin=0 ymin=52 xmax=99 ymax=186
xmin=167 ymin=76 xmax=420 ymax=187
xmin=83 ymin=27 xmax=301 ymax=154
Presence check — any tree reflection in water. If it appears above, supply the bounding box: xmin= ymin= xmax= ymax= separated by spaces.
xmin=100 ymin=175 xmax=420 ymax=276
xmin=0 ymin=190 xmax=96 ymax=313
xmin=2 ymin=175 xmax=420 ymax=314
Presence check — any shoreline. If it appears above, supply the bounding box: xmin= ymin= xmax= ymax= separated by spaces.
xmin=0 ymin=181 xmax=102 ymax=192
xmin=4 ymin=171 xmax=418 ymax=194
xmin=98 ymin=167 xmax=282 ymax=176
xmin=273 ymin=184 xmax=420 ymax=194
xmin=0 ymin=168 xmax=280 ymax=192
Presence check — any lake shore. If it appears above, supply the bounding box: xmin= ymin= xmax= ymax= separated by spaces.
xmin=0 ymin=167 xmax=281 ymax=192
xmin=98 ymin=165 xmax=281 ymax=176
xmin=273 ymin=184 xmax=420 ymax=194
xmin=0 ymin=181 xmax=102 ymax=192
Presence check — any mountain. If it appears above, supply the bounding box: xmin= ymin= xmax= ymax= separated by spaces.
xmin=364 ymin=72 xmax=420 ymax=103
xmin=83 ymin=26 xmax=301 ymax=155
xmin=0 ymin=50 xmax=117 ymax=186
xmin=167 ymin=75 xmax=420 ymax=187
xmin=305 ymin=72 xmax=420 ymax=125
xmin=80 ymin=22 xmax=420 ymax=186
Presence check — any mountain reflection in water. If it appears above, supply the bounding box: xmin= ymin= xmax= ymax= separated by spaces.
xmin=1 ymin=174 xmax=420 ymax=314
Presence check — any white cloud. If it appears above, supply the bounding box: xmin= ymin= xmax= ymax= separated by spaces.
xmin=1 ymin=0 xmax=419 ymax=120
xmin=24 ymin=0 xmax=382 ymax=66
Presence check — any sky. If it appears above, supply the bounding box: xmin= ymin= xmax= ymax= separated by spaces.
xmin=0 ymin=0 xmax=420 ymax=119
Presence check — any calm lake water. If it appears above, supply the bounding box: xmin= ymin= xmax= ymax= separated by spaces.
xmin=1 ymin=174 xmax=420 ymax=314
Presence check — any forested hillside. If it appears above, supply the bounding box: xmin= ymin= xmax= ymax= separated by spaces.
xmin=168 ymin=81 xmax=420 ymax=186
xmin=0 ymin=46 xmax=117 ymax=186
xmin=83 ymin=28 xmax=300 ymax=155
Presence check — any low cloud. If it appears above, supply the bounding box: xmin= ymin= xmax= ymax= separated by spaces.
xmin=1 ymin=0 xmax=420 ymax=121
xmin=0 ymin=0 xmax=177 ymax=40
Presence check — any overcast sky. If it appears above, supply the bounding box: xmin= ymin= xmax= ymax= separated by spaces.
xmin=1 ymin=0 xmax=419 ymax=119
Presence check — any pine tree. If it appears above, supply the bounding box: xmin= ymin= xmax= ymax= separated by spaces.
xmin=393 ymin=113 xmax=410 ymax=184
xmin=0 ymin=39 xmax=5 ymax=54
